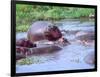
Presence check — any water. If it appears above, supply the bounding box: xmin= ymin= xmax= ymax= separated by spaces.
xmin=16 ymin=19 xmax=95 ymax=73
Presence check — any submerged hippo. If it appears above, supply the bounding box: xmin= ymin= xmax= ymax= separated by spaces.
xmin=76 ymin=33 xmax=95 ymax=46
xmin=27 ymin=21 xmax=63 ymax=43
xmin=16 ymin=21 xmax=70 ymax=60
xmin=16 ymin=53 xmax=26 ymax=60
xmin=16 ymin=38 xmax=36 ymax=48
xmin=16 ymin=45 xmax=62 ymax=60
xmin=84 ymin=52 xmax=95 ymax=65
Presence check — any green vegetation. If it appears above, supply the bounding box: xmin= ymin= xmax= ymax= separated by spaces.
xmin=16 ymin=4 xmax=95 ymax=32
xmin=17 ymin=58 xmax=33 ymax=65
xmin=16 ymin=56 xmax=47 ymax=65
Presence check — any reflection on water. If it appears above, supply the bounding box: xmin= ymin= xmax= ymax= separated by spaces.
xmin=16 ymin=19 xmax=95 ymax=72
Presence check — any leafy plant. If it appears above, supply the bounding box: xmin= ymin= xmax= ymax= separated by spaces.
xmin=16 ymin=4 xmax=95 ymax=32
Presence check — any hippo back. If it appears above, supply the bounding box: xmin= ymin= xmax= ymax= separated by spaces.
xmin=27 ymin=21 xmax=54 ymax=43
xmin=27 ymin=21 xmax=62 ymax=43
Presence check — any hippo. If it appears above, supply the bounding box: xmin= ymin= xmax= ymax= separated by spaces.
xmin=16 ymin=45 xmax=62 ymax=60
xmin=16 ymin=52 xmax=26 ymax=60
xmin=84 ymin=52 xmax=95 ymax=65
xmin=76 ymin=33 xmax=95 ymax=46
xmin=16 ymin=21 xmax=70 ymax=60
xmin=16 ymin=38 xmax=36 ymax=48
xmin=27 ymin=21 xmax=63 ymax=43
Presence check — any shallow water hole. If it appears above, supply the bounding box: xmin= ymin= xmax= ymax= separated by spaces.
xmin=16 ymin=19 xmax=95 ymax=73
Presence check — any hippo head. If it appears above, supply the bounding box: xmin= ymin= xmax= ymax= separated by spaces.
xmin=44 ymin=25 xmax=62 ymax=41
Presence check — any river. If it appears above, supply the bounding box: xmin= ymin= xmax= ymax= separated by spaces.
xmin=16 ymin=19 xmax=95 ymax=73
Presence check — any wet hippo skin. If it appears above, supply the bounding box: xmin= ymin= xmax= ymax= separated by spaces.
xmin=16 ymin=21 xmax=70 ymax=60
xmin=16 ymin=45 xmax=62 ymax=57
xmin=16 ymin=38 xmax=36 ymax=48
xmin=76 ymin=32 xmax=95 ymax=45
xmin=27 ymin=21 xmax=62 ymax=43
xmin=84 ymin=52 xmax=95 ymax=65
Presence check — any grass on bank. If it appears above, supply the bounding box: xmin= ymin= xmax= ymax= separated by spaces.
xmin=16 ymin=4 xmax=95 ymax=32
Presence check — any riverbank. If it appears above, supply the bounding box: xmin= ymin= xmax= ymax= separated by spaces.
xmin=16 ymin=4 xmax=95 ymax=32
xmin=16 ymin=18 xmax=94 ymax=32
xmin=16 ymin=20 xmax=95 ymax=73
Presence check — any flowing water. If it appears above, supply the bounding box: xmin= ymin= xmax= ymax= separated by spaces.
xmin=16 ymin=19 xmax=95 ymax=73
